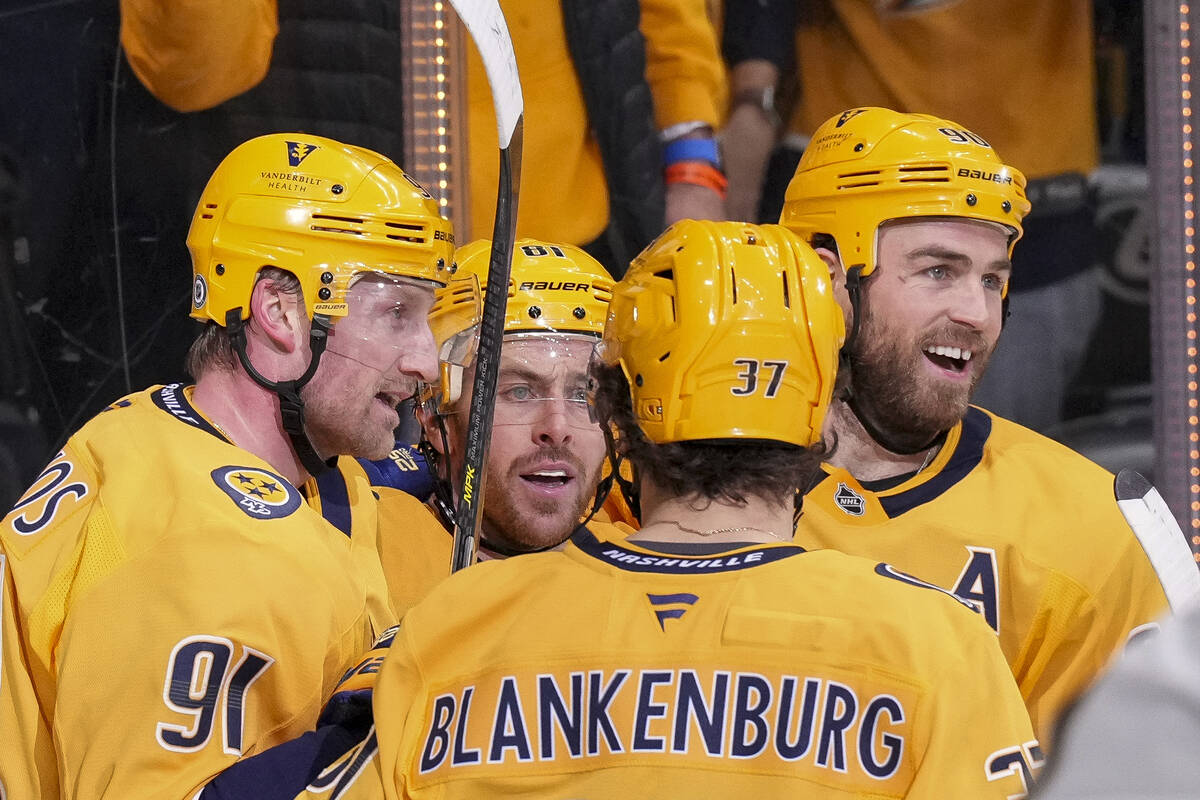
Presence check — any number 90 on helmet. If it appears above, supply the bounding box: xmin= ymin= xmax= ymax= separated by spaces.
xmin=597 ymin=220 xmax=845 ymax=447
xmin=187 ymin=133 xmax=455 ymax=326
xmin=780 ymin=107 xmax=1031 ymax=286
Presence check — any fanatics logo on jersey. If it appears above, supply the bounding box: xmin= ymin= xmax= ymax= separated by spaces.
xmin=834 ymin=482 xmax=866 ymax=516
xmin=646 ymin=593 xmax=698 ymax=630
xmin=211 ymin=466 xmax=302 ymax=520
xmin=286 ymin=141 xmax=318 ymax=167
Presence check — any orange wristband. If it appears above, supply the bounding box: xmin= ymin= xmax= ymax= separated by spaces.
xmin=664 ymin=161 xmax=728 ymax=199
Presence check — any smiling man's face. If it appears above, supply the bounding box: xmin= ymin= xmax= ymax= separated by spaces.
xmin=847 ymin=218 xmax=1012 ymax=449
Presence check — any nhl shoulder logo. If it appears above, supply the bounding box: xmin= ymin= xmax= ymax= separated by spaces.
xmin=834 ymin=482 xmax=866 ymax=516
xmin=212 ymin=466 xmax=302 ymax=520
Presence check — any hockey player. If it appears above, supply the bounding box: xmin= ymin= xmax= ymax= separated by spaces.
xmin=288 ymin=220 xmax=1040 ymax=799
xmin=0 ymin=133 xmax=454 ymax=799
xmin=370 ymin=239 xmax=617 ymax=614
xmin=780 ymin=107 xmax=1199 ymax=746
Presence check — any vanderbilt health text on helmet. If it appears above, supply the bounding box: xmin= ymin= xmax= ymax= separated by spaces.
xmin=599 ymin=220 xmax=845 ymax=447
xmin=187 ymin=133 xmax=455 ymax=325
xmin=429 ymin=238 xmax=615 ymax=409
xmin=780 ymin=107 xmax=1031 ymax=284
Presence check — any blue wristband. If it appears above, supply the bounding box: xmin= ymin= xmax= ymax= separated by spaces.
xmin=663 ymin=137 xmax=722 ymax=169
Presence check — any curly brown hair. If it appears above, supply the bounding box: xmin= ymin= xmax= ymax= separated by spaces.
xmin=588 ymin=361 xmax=830 ymax=508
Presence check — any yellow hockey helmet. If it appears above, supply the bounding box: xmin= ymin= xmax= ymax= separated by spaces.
xmin=428 ymin=237 xmax=614 ymax=408
xmin=599 ymin=220 xmax=845 ymax=447
xmin=187 ymin=133 xmax=455 ymax=326
xmin=780 ymin=107 xmax=1030 ymax=280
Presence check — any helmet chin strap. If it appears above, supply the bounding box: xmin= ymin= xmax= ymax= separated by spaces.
xmin=225 ymin=308 xmax=337 ymax=478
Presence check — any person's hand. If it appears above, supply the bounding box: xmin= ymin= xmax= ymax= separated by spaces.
xmin=665 ymin=181 xmax=726 ymax=225
xmin=721 ymin=59 xmax=782 ymax=222
xmin=721 ymin=102 xmax=778 ymax=222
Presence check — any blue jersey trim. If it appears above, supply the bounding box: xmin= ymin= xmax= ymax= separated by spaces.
xmin=358 ymin=444 xmax=435 ymax=501
xmin=315 ymin=466 xmax=353 ymax=539
xmin=876 ymin=407 xmax=991 ymax=518
xmin=572 ymin=528 xmax=806 ymax=574
xmin=151 ymin=383 xmax=227 ymax=441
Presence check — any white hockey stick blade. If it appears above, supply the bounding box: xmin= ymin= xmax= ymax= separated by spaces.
xmin=1114 ymin=468 xmax=1200 ymax=612
xmin=445 ymin=0 xmax=523 ymax=148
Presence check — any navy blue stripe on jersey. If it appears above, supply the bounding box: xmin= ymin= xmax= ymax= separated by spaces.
xmin=151 ymin=384 xmax=227 ymax=441
xmin=572 ymin=528 xmax=805 ymax=574
xmin=877 ymin=407 xmax=991 ymax=518
xmin=198 ymin=721 xmax=373 ymax=800
xmin=315 ymin=466 xmax=353 ymax=539
xmin=359 ymin=444 xmax=435 ymax=500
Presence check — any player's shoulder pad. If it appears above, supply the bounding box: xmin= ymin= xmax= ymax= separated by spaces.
xmin=357 ymin=443 xmax=434 ymax=501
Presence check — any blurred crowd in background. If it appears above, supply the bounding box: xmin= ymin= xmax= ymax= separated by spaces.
xmin=0 ymin=0 xmax=1147 ymax=508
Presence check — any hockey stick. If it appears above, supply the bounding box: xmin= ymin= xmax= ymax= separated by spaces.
xmin=444 ymin=0 xmax=524 ymax=572
xmin=1114 ymin=469 xmax=1200 ymax=611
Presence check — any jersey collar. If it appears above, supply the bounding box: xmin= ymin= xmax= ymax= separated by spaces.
xmin=568 ymin=527 xmax=806 ymax=575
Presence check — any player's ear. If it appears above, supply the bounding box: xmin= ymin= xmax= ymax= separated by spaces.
xmin=246 ymin=276 xmax=307 ymax=354
xmin=814 ymin=246 xmax=855 ymax=325
xmin=814 ymin=246 xmax=842 ymax=288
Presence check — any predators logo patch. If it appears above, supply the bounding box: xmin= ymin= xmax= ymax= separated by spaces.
xmin=212 ymin=466 xmax=302 ymax=520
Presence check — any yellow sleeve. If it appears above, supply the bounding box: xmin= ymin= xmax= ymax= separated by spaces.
xmin=909 ymin=617 xmax=1041 ymax=799
xmin=377 ymin=622 xmax=427 ymax=799
xmin=639 ymin=0 xmax=728 ymax=128
xmin=119 ymin=0 xmax=278 ymax=112
xmin=1014 ymin=532 xmax=1170 ymax=747
xmin=375 ymin=488 xmax=452 ymax=617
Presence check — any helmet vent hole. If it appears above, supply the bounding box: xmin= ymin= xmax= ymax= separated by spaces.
xmin=730 ymin=266 xmax=739 ymax=303
xmin=658 ymin=352 xmax=671 ymax=362
xmin=384 ymin=220 xmax=428 ymax=244
xmin=200 ymin=214 xmax=214 ymax=220
xmin=312 ymin=213 xmax=364 ymax=224
xmin=311 ymin=213 xmax=366 ymax=237
xmin=782 ymin=272 xmax=791 ymax=308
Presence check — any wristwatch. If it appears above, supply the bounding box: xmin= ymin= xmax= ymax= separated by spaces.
xmin=731 ymin=86 xmax=781 ymax=128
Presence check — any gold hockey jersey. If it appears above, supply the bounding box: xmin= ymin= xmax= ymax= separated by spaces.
xmin=797 ymin=406 xmax=1180 ymax=746
xmin=300 ymin=529 xmax=1040 ymax=799
xmin=0 ymin=384 xmax=395 ymax=799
